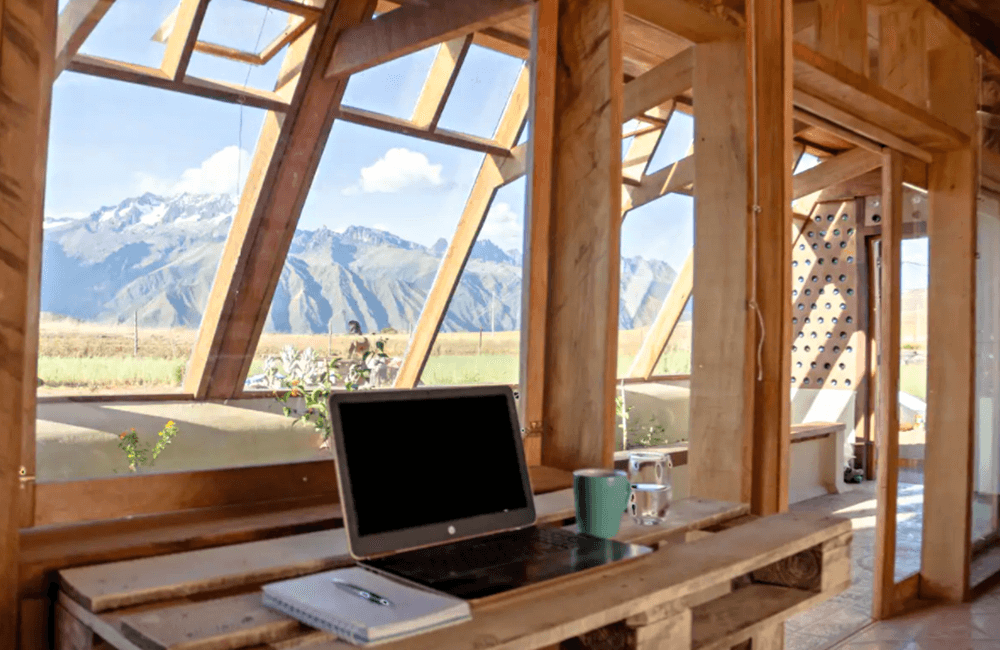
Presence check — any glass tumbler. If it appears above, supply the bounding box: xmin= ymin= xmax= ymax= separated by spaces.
xmin=627 ymin=451 xmax=672 ymax=525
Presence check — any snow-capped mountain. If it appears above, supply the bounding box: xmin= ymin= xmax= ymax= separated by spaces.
xmin=41 ymin=193 xmax=679 ymax=334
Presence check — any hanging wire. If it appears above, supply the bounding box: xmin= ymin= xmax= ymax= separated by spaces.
xmin=747 ymin=0 xmax=765 ymax=382
xmin=237 ymin=7 xmax=273 ymax=198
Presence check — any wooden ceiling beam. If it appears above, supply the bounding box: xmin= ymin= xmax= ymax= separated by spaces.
xmin=792 ymin=147 xmax=882 ymax=198
xmin=54 ymin=0 xmax=116 ymax=77
xmin=259 ymin=15 xmax=315 ymax=64
xmin=160 ymin=0 xmax=210 ymax=80
xmin=623 ymin=0 xmax=742 ymax=43
xmin=242 ymin=0 xmax=322 ymax=18
xmin=623 ymin=48 xmax=692 ymax=123
xmin=185 ymin=0 xmax=376 ymax=399
xmin=326 ymin=0 xmax=532 ymax=79
xmin=411 ymin=35 xmax=473 ymax=131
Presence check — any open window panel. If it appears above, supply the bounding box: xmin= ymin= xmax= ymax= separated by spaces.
xmin=419 ymin=178 xmax=525 ymax=387
xmin=972 ymin=193 xmax=1000 ymax=587
xmin=40 ymin=73 xmax=267 ymax=400
xmin=242 ymin=121 xmax=486 ymax=395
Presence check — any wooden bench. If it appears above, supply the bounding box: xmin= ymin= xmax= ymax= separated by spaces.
xmin=54 ymin=495 xmax=851 ymax=650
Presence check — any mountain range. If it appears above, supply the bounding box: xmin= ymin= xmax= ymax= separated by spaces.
xmin=42 ymin=192 xmax=680 ymax=334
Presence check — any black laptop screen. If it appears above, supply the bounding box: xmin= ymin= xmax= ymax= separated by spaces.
xmin=338 ymin=392 xmax=530 ymax=537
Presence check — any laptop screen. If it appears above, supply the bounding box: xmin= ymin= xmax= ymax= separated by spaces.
xmin=331 ymin=386 xmax=536 ymax=557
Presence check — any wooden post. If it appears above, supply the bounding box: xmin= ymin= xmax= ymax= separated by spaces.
xmin=689 ymin=0 xmax=792 ymax=514
xmin=920 ymin=17 xmax=978 ymax=603
xmin=815 ymin=0 xmax=868 ymax=77
xmin=872 ymin=149 xmax=903 ymax=620
xmin=0 ymin=0 xmax=56 ymax=637
xmin=522 ymin=0 xmax=623 ymax=470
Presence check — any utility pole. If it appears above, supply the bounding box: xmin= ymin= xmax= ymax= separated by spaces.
xmin=133 ymin=311 xmax=138 ymax=357
xmin=491 ymin=288 xmax=496 ymax=333
xmin=328 ymin=317 xmax=333 ymax=357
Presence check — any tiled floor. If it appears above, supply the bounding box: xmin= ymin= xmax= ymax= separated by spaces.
xmin=785 ymin=475 xmax=927 ymax=650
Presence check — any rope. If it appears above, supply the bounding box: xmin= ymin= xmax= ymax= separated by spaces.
xmin=237 ymin=8 xmax=272 ymax=197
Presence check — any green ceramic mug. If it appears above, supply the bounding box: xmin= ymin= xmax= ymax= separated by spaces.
xmin=573 ymin=469 xmax=631 ymax=538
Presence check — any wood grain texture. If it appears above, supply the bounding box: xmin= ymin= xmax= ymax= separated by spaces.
xmin=536 ymin=0 xmax=623 ymax=471
xmin=689 ymin=39 xmax=753 ymax=506
xmin=792 ymin=148 xmax=881 ymax=199
xmin=326 ymin=0 xmax=531 ymax=77
xmin=120 ymin=593 xmax=303 ymax=650
xmin=920 ymin=26 xmax=977 ymax=603
xmin=185 ymin=0 xmax=376 ymax=399
xmin=410 ymin=35 xmax=472 ymax=130
xmin=878 ymin=1 xmax=928 ymax=107
xmin=622 ymin=47 xmax=692 ymax=123
xmin=872 ymin=148 xmax=902 ymax=620
xmin=393 ymin=67 xmax=528 ymax=388
xmin=0 ymin=0 xmax=55 ymax=638
xmin=159 ymin=0 xmax=209 ymax=80
xmin=54 ymin=0 xmax=115 ymax=75
xmin=815 ymin=0 xmax=868 ymax=76
xmin=55 ymin=602 xmax=96 ymax=650
xmin=622 ymin=0 xmax=741 ymax=43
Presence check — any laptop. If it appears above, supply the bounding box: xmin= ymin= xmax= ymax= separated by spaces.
xmin=328 ymin=384 xmax=651 ymax=601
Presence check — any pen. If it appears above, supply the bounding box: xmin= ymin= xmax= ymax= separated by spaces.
xmin=331 ymin=579 xmax=394 ymax=607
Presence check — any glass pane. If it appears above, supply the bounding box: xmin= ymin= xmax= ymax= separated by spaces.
xmin=436 ymin=45 xmax=524 ymax=139
xmin=41 ymin=76 xmax=264 ymax=396
xmin=342 ymin=47 xmax=439 ymax=120
xmin=895 ymin=235 xmax=927 ymax=581
xmin=644 ymin=111 xmax=693 ymax=175
xmin=974 ymin=196 xmax=1000 ymax=546
xmin=422 ymin=178 xmax=525 ymax=386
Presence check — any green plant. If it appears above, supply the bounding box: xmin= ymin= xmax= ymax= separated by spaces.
xmin=117 ymin=420 xmax=179 ymax=473
xmin=632 ymin=416 xmax=668 ymax=448
xmin=266 ymin=341 xmax=389 ymax=447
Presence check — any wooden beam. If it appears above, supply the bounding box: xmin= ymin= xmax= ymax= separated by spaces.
xmin=622 ymin=47 xmax=692 ymax=123
xmin=622 ymin=103 xmax=671 ymax=183
xmin=748 ymin=0 xmax=794 ymax=516
xmin=622 ymin=0 xmax=742 ymax=43
xmin=160 ymin=0 xmax=209 ymax=81
xmin=0 ymin=0 xmax=55 ymax=637
xmin=185 ymin=0 xmax=376 ymax=399
xmin=872 ymin=148 xmax=903 ymax=620
xmin=66 ymin=54 xmax=291 ymax=112
xmin=411 ymin=35 xmax=473 ymax=130
xmin=337 ymin=105 xmax=510 ymax=156
xmin=815 ymin=0 xmax=868 ymax=76
xmin=792 ymin=147 xmax=882 ymax=198
xmin=626 ymin=251 xmax=693 ymax=380
xmin=878 ymin=1 xmax=928 ymax=107
xmin=54 ymin=0 xmax=115 ymax=76
xmin=793 ymin=42 xmax=967 ymax=152
xmin=393 ymin=68 xmax=529 ymax=389
xmin=689 ymin=38 xmax=753 ymax=506
xmin=530 ymin=0 xmax=623 ymax=471
xmin=192 ymin=41 xmax=262 ymax=66
xmin=326 ymin=0 xmax=532 ymax=78
xmin=242 ymin=0 xmax=322 ymax=17
xmin=920 ymin=27 xmax=978 ymax=604
xmin=259 ymin=15 xmax=315 ymax=65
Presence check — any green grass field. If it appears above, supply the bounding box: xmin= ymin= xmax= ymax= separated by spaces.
xmin=900 ymin=363 xmax=927 ymax=402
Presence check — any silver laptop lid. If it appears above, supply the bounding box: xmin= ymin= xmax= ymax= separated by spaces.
xmin=329 ymin=385 xmax=536 ymax=559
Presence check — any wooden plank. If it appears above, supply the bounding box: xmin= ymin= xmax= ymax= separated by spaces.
xmin=747 ymin=0 xmax=793 ymax=516
xmin=613 ymin=498 xmax=749 ymax=548
xmin=792 ymin=147 xmax=882 ymax=198
xmin=392 ymin=67 xmax=529 ymax=388
xmin=56 ymin=602 xmax=97 ymax=650
xmin=336 ymin=105 xmax=511 ymax=156
xmin=159 ymin=0 xmax=209 ymax=80
xmin=0 ymin=0 xmax=55 ymax=639
xmin=878 ymin=1 xmax=927 ymax=107
xmin=793 ymin=42 xmax=968 ymax=152
xmin=190 ymin=40 xmax=262 ymax=66
xmin=120 ymin=593 xmax=303 ymax=650
xmin=65 ymin=54 xmax=291 ymax=113
xmin=242 ymin=0 xmax=322 ymax=17
xmin=622 ymin=104 xmax=670 ymax=185
xmin=410 ymin=35 xmax=472 ymax=130
xmin=626 ymin=251 xmax=692 ymax=380
xmin=54 ymin=0 xmax=116 ymax=76
xmin=815 ymin=0 xmax=868 ymax=76
xmin=622 ymin=0 xmax=741 ymax=44
xmin=33 ymin=460 xmax=339 ymax=527
xmin=690 ymin=584 xmax=811 ymax=650
xmin=185 ymin=0 xmax=376 ymax=399
xmin=622 ymin=47 xmax=692 ymax=123
xmin=531 ymin=0 xmax=622 ymax=471
xmin=871 ymin=148 xmax=902 ymax=621
xmin=326 ymin=0 xmax=532 ymax=78
xmin=58 ymin=487 xmax=578 ymax=614
xmin=689 ymin=38 xmax=752 ymax=505
xmin=258 ymin=15 xmax=315 ymax=65
xmin=920 ymin=26 xmax=977 ymax=603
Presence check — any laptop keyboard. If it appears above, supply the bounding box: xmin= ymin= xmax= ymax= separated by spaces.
xmin=370 ymin=527 xmax=586 ymax=581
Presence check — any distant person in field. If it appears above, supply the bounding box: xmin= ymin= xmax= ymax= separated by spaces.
xmin=347 ymin=320 xmax=362 ymax=335
xmin=347 ymin=320 xmax=369 ymax=359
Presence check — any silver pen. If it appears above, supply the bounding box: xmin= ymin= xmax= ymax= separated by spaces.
xmin=331 ymin=579 xmax=394 ymax=607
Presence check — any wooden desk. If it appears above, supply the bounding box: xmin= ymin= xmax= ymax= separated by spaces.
xmin=56 ymin=496 xmax=851 ymax=650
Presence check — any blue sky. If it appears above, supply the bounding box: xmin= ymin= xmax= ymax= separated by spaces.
xmin=46 ymin=0 xmax=698 ymax=270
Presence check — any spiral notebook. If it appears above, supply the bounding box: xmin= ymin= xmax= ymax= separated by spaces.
xmin=263 ymin=566 xmax=472 ymax=646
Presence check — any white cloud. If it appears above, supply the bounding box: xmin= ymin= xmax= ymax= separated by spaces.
xmin=479 ymin=202 xmax=523 ymax=251
xmin=343 ymin=148 xmax=443 ymax=195
xmin=135 ymin=146 xmax=252 ymax=197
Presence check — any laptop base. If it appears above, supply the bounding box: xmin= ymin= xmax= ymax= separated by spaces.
xmin=362 ymin=526 xmax=651 ymax=601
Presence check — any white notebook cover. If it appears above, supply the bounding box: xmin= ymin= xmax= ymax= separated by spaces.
xmin=263 ymin=566 xmax=472 ymax=645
